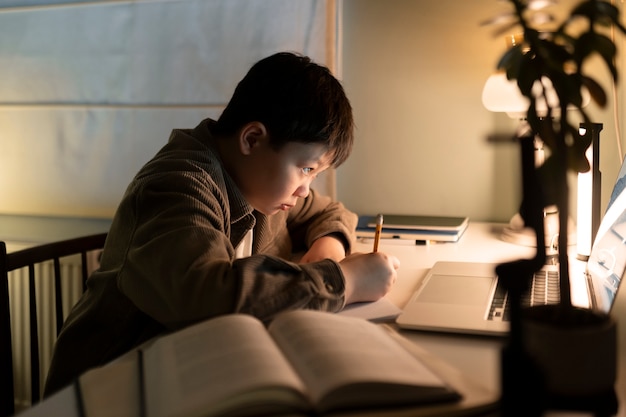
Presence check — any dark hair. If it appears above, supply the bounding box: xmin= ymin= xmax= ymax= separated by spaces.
xmin=214 ymin=52 xmax=354 ymax=167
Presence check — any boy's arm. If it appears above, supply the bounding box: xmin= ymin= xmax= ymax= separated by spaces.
xmin=115 ymin=175 xmax=348 ymax=329
xmin=286 ymin=189 xmax=358 ymax=255
xmin=299 ymin=234 xmax=348 ymax=263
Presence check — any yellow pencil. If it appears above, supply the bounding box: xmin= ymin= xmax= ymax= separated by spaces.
xmin=373 ymin=214 xmax=383 ymax=252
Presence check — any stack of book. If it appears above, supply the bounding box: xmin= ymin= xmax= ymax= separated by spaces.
xmin=356 ymin=214 xmax=469 ymax=243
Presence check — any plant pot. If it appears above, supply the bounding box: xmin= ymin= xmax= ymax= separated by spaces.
xmin=521 ymin=304 xmax=617 ymax=398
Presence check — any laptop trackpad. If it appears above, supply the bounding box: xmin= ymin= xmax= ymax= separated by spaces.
xmin=416 ymin=275 xmax=493 ymax=306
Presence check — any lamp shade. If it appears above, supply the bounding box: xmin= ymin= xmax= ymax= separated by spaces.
xmin=481 ymin=72 xmax=589 ymax=118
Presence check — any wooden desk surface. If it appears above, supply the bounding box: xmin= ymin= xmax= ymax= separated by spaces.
xmin=355 ymin=221 xmax=626 ymax=417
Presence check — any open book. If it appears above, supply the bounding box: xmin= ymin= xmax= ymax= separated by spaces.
xmin=117 ymin=310 xmax=461 ymax=417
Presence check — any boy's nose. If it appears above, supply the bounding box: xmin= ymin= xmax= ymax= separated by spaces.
xmin=294 ymin=183 xmax=310 ymax=198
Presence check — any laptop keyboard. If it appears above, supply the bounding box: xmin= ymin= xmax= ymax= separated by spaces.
xmin=488 ymin=268 xmax=560 ymax=321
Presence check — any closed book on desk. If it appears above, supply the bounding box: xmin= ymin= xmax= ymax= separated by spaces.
xmin=136 ymin=310 xmax=459 ymax=417
xmin=357 ymin=215 xmax=469 ymax=243
xmin=366 ymin=214 xmax=469 ymax=232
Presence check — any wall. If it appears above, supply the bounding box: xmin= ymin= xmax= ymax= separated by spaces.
xmin=1 ymin=0 xmax=624 ymax=225
xmin=338 ymin=0 xmax=624 ymax=223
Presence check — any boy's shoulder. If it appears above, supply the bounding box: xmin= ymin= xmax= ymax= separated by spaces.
xmin=131 ymin=123 xmax=226 ymax=194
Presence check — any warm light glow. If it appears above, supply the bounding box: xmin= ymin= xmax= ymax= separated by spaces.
xmin=577 ymin=130 xmax=594 ymax=257
xmin=481 ymin=72 xmax=590 ymax=119
xmin=527 ymin=0 xmax=557 ymax=10
xmin=482 ymin=52 xmax=595 ymax=250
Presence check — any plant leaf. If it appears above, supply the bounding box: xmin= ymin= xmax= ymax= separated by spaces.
xmin=594 ymin=33 xmax=618 ymax=81
xmin=581 ymin=75 xmax=607 ymax=107
xmin=497 ymin=44 xmax=524 ymax=76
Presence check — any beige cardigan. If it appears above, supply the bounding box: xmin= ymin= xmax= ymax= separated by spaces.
xmin=45 ymin=119 xmax=357 ymax=395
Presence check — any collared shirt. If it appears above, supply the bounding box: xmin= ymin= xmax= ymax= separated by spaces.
xmin=45 ymin=118 xmax=358 ymax=395
xmin=234 ymin=229 xmax=254 ymax=258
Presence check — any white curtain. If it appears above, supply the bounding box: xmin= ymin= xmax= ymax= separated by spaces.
xmin=0 ymin=0 xmax=339 ymax=218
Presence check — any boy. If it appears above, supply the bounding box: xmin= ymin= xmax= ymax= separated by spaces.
xmin=44 ymin=52 xmax=400 ymax=395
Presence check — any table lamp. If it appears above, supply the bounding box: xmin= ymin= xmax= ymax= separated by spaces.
xmin=481 ymin=62 xmax=592 ymax=253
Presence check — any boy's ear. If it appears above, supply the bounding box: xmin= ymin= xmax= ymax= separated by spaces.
xmin=238 ymin=122 xmax=268 ymax=155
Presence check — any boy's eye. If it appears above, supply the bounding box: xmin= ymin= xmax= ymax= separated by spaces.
xmin=302 ymin=167 xmax=314 ymax=175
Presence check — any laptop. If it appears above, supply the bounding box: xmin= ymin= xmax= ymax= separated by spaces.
xmin=396 ymin=160 xmax=626 ymax=336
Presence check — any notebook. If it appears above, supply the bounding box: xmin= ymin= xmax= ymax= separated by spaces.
xmin=366 ymin=214 xmax=469 ymax=232
xmin=397 ymin=161 xmax=626 ymax=336
xmin=356 ymin=215 xmax=469 ymax=243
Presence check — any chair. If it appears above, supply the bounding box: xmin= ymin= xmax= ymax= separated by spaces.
xmin=0 ymin=233 xmax=107 ymax=417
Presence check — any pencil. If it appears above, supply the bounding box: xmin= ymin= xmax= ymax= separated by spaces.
xmin=373 ymin=214 xmax=383 ymax=252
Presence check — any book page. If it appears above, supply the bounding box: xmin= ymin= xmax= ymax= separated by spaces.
xmin=15 ymin=385 xmax=81 ymax=417
xmin=268 ymin=310 xmax=460 ymax=412
xmin=79 ymin=356 xmax=140 ymax=417
xmin=143 ymin=314 xmax=309 ymax=417
xmin=338 ymin=297 xmax=402 ymax=322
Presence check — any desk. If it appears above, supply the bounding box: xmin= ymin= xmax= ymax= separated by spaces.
xmin=356 ymin=222 xmax=626 ymax=417
xmin=16 ymin=222 xmax=626 ymax=416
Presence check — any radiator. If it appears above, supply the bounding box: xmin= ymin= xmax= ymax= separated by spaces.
xmin=7 ymin=249 xmax=101 ymax=410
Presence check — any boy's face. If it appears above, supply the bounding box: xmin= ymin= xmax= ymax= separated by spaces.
xmin=237 ymin=137 xmax=331 ymax=216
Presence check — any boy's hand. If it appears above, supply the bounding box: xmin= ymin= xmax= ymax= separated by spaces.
xmin=299 ymin=235 xmax=347 ymax=263
xmin=339 ymin=252 xmax=400 ymax=304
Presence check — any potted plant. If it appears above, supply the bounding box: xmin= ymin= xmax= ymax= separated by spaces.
xmin=483 ymin=0 xmax=625 ymax=415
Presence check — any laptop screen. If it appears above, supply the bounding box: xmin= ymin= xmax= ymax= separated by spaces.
xmin=586 ymin=162 xmax=626 ymax=312
xmin=606 ymin=154 xmax=626 ymax=210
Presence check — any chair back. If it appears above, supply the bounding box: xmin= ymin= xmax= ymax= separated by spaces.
xmin=0 ymin=233 xmax=107 ymax=417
